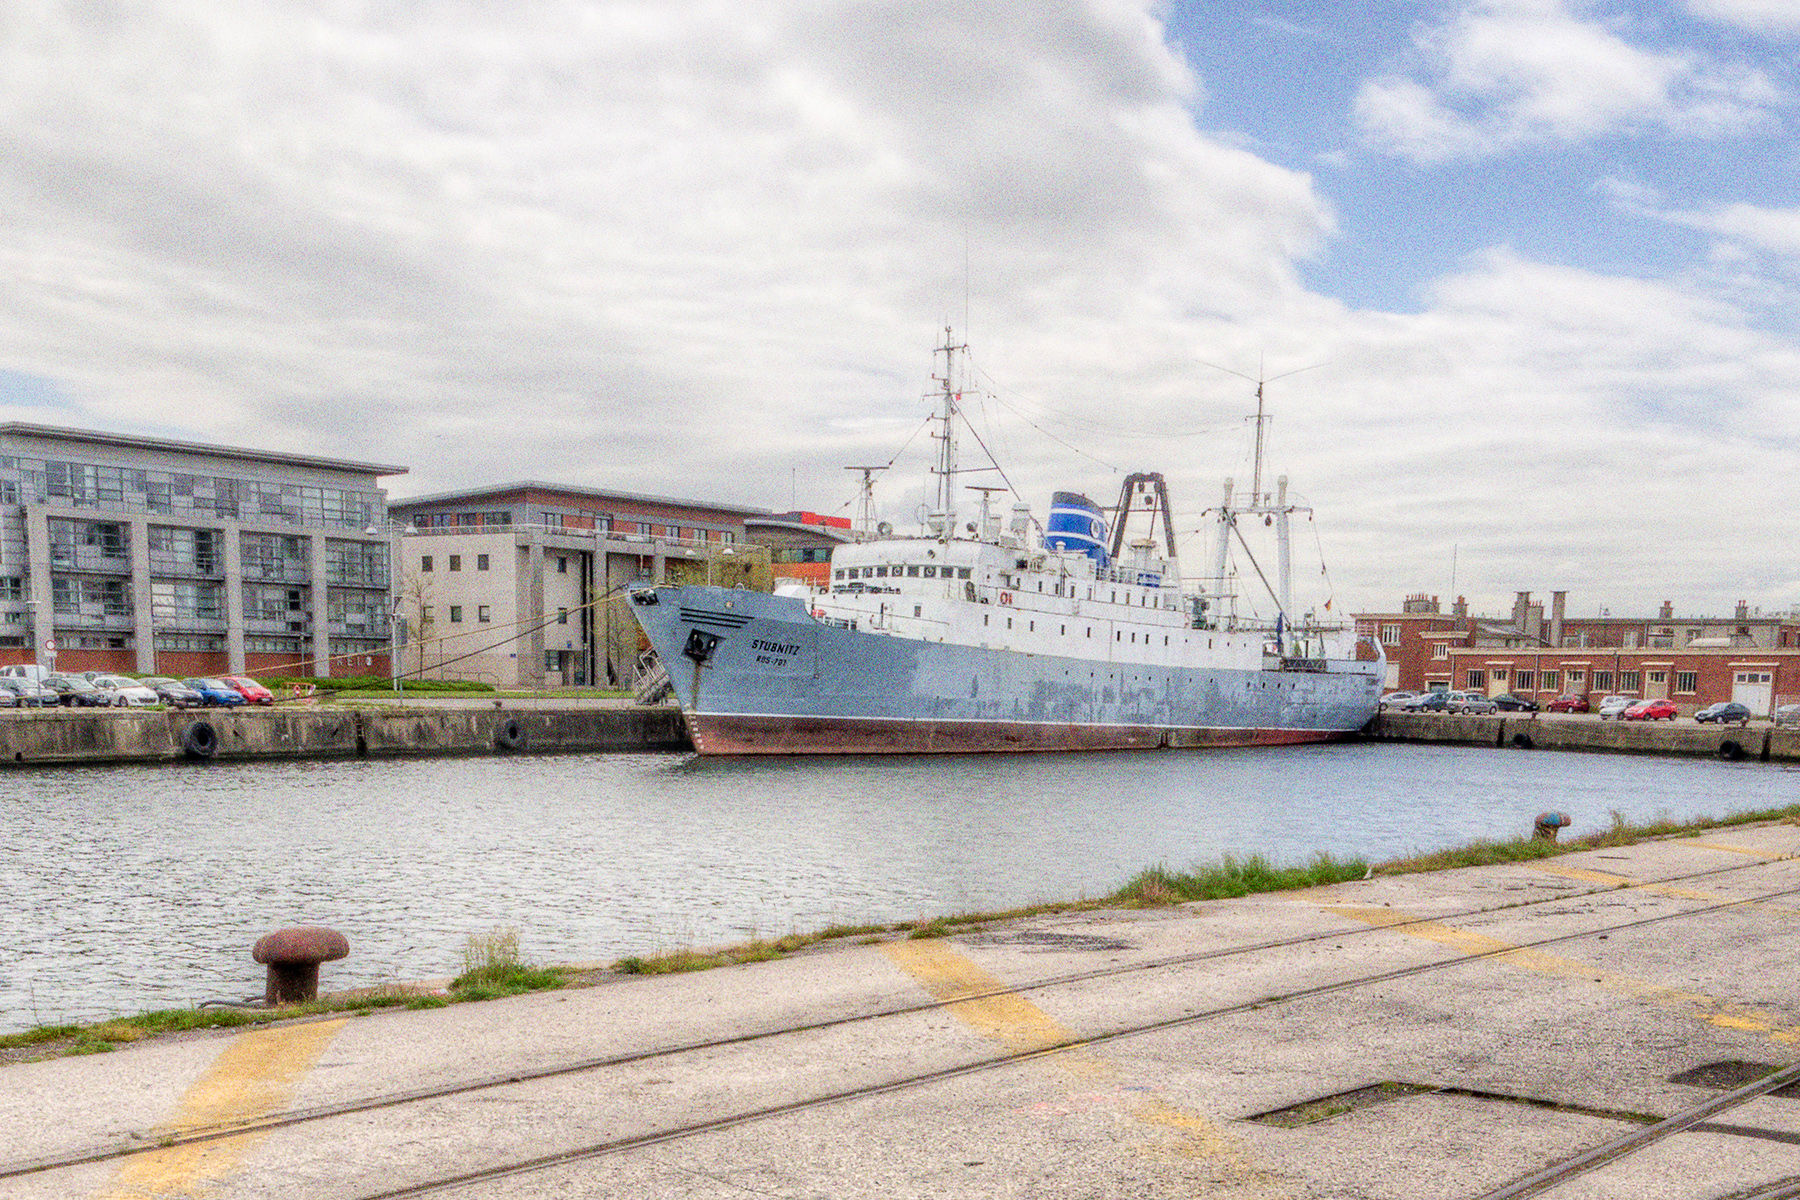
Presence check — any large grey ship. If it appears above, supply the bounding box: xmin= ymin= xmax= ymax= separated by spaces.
xmin=630 ymin=333 xmax=1383 ymax=755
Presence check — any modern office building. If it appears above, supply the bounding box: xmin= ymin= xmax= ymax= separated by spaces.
xmin=387 ymin=483 xmax=770 ymax=689
xmin=744 ymin=510 xmax=857 ymax=589
xmin=0 ymin=423 xmax=404 ymax=680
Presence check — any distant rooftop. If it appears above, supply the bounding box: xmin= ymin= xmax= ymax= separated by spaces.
xmin=390 ymin=480 xmax=768 ymax=518
xmin=0 ymin=422 xmax=407 ymax=477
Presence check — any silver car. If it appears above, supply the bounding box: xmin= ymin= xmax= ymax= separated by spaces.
xmin=1448 ymin=691 xmax=1498 ymax=715
xmin=92 ymin=675 xmax=162 ymax=707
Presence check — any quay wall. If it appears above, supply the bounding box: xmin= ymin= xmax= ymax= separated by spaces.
xmin=1368 ymin=711 xmax=1800 ymax=762
xmin=0 ymin=705 xmax=690 ymax=766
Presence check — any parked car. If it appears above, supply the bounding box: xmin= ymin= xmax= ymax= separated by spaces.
xmin=1777 ymin=703 xmax=1800 ymax=729
xmin=221 ymin=675 xmax=276 ymax=705
xmin=1546 ymin=694 xmax=1590 ymax=713
xmin=91 ymin=675 xmax=161 ymax=707
xmin=140 ymin=676 xmax=204 ymax=709
xmin=43 ymin=674 xmax=110 ymax=707
xmin=1623 ymin=698 xmax=1679 ymax=721
xmin=1596 ymin=695 xmax=1635 ymax=720
xmin=1695 ymin=701 xmax=1752 ymax=726
xmin=1491 ymin=693 xmax=1539 ymax=712
xmin=1448 ymin=691 xmax=1499 ymax=715
xmin=1379 ymin=691 xmax=1419 ymax=710
xmin=0 ymin=676 xmax=59 ymax=707
xmin=1403 ymin=691 xmax=1452 ymax=712
xmin=182 ymin=677 xmax=248 ymax=707
xmin=0 ymin=664 xmax=53 ymax=682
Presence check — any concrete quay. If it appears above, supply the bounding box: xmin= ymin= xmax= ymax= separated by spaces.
xmin=0 ymin=701 xmax=687 ymax=766
xmin=1370 ymin=709 xmax=1800 ymax=762
xmin=7 ymin=822 xmax=1800 ymax=1199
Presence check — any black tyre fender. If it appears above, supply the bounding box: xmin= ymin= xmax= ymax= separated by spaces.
xmin=1719 ymin=739 xmax=1745 ymax=761
xmin=1511 ymin=732 xmax=1534 ymax=750
xmin=181 ymin=720 xmax=219 ymax=761
xmin=495 ymin=718 xmax=524 ymax=751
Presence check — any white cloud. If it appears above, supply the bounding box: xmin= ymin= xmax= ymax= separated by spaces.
xmin=1355 ymin=0 xmax=1783 ymax=162
xmin=1686 ymin=0 xmax=1800 ymax=34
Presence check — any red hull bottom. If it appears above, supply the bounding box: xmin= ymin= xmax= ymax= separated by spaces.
xmin=684 ymin=713 xmax=1353 ymax=755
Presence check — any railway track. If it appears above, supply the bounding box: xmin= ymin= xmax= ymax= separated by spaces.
xmin=12 ymin=850 xmax=1800 ymax=1198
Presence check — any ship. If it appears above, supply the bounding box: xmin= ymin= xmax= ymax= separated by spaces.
xmin=629 ymin=330 xmax=1383 ymax=755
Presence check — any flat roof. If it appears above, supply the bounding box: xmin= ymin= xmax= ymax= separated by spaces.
xmin=0 ymin=422 xmax=407 ymax=477
xmin=390 ymin=480 xmax=769 ymax=518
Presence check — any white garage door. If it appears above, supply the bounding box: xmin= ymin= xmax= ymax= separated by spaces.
xmin=1733 ymin=671 xmax=1774 ymax=716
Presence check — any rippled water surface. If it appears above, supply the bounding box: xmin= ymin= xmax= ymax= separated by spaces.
xmin=3 ymin=742 xmax=1792 ymax=1033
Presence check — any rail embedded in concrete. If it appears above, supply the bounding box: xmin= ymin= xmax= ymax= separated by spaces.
xmin=1367 ymin=710 xmax=1800 ymax=761
xmin=0 ymin=704 xmax=690 ymax=766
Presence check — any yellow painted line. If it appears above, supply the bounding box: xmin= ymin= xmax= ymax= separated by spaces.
xmin=1323 ymin=905 xmax=1798 ymax=1044
xmin=1687 ymin=841 xmax=1796 ymax=861
xmin=882 ymin=940 xmax=1288 ymax=1194
xmin=1525 ymin=862 xmax=1718 ymax=901
xmin=98 ymin=1019 xmax=345 ymax=1200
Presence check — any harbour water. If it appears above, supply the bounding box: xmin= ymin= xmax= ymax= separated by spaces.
xmin=3 ymin=742 xmax=1794 ymax=1034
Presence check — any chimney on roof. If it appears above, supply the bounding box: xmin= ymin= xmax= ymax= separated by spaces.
xmin=1736 ymin=599 xmax=1749 ymax=620
xmin=1453 ymin=595 xmax=1467 ymax=618
xmin=1512 ymin=591 xmax=1531 ymax=631
xmin=1550 ymin=591 xmax=1566 ymax=647
xmin=1660 ymin=600 xmax=1673 ymax=619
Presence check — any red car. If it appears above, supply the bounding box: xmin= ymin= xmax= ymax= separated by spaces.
xmin=1546 ymin=694 xmax=1590 ymax=713
xmin=1623 ymin=698 xmax=1679 ymax=721
xmin=221 ymin=674 xmax=276 ymax=705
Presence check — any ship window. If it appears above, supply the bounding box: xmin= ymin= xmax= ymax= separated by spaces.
xmin=1006 ymin=618 xmax=1012 ymax=629
xmin=923 ymin=566 xmax=936 ymax=578
xmin=914 ymin=605 xmax=921 ymax=618
xmin=1037 ymin=581 xmax=1043 ymax=591
xmin=834 ymin=570 xmax=845 ymax=580
xmin=1029 ymin=621 xmax=1034 ymax=631
xmin=958 ymin=568 xmax=971 ymax=579
xmin=983 ymin=614 xmax=989 ymax=626
xmin=907 ymin=565 xmax=920 ymax=577
xmin=889 ymin=564 xmax=902 ymax=575
xmin=875 ymin=566 xmax=887 ymax=577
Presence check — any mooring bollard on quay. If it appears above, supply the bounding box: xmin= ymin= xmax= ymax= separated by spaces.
xmin=253 ymin=926 xmax=350 ymax=1004
xmin=1534 ymin=810 xmax=1572 ymax=842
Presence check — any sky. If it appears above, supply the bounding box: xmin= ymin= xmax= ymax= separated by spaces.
xmin=2 ymin=0 xmax=1797 ymax=621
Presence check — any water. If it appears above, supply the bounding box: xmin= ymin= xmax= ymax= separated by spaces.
xmin=2 ymin=742 xmax=1792 ymax=1034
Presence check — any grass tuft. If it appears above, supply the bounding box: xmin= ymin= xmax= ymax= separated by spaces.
xmin=1112 ymin=853 xmax=1370 ymax=906
xmin=449 ymin=927 xmax=565 ymax=1000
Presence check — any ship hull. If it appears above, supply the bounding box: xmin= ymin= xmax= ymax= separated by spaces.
xmin=633 ymin=586 xmax=1381 ymax=757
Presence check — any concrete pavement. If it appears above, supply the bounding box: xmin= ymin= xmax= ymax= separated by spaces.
xmin=7 ymin=822 xmax=1800 ymax=1198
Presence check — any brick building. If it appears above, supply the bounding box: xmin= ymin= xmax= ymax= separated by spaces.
xmin=744 ymin=511 xmax=856 ymax=589
xmin=1357 ymin=590 xmax=1800 ymax=715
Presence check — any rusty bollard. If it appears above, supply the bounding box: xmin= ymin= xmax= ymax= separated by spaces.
xmin=1533 ymin=811 xmax=1572 ymax=842
xmin=253 ymin=926 xmax=350 ymax=1005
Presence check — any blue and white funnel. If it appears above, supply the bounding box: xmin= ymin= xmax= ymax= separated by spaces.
xmin=1045 ymin=491 xmax=1109 ymax=567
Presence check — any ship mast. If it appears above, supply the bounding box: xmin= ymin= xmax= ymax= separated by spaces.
xmin=843 ymin=464 xmax=886 ymax=538
xmin=927 ymin=327 xmax=967 ymax=541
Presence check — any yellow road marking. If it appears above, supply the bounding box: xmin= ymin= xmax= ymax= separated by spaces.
xmin=99 ymin=1019 xmax=345 ymax=1200
xmin=1687 ymin=841 xmax=1795 ymax=861
xmin=1525 ymin=862 xmax=1718 ymax=901
xmin=1323 ymin=905 xmax=1798 ymax=1043
xmin=882 ymin=940 xmax=1288 ymax=1194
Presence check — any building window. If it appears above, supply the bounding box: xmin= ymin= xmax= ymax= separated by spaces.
xmin=477 ymin=554 xmax=489 ymax=571
xmin=1515 ymin=670 xmax=1534 ymax=691
xmin=448 ymin=555 xmax=461 ymax=571
xmin=1380 ymin=623 xmax=1401 ymax=646
xmin=1592 ymin=671 xmax=1613 ymax=691
xmin=1431 ymin=644 xmax=1448 ymax=659
xmin=1648 ymin=670 xmax=1667 ymax=684
xmin=1566 ymin=669 xmax=1584 ymax=686
xmin=478 ymin=605 xmax=490 ymax=623
xmin=449 ymin=606 xmax=463 ymax=623
xmin=421 ymin=555 xmax=433 ymax=572
xmin=422 ymin=605 xmax=434 ymax=621
xmin=1618 ymin=670 xmax=1640 ymax=690
xmin=1675 ymin=671 xmax=1698 ymax=694
xmin=1541 ymin=671 xmax=1560 ymax=691
xmin=0 ymin=577 xmax=20 ymax=601
xmin=557 ymin=557 xmax=567 ymax=574
xmin=558 ymin=607 xmax=569 ymax=624
xmin=1466 ymin=670 xmax=1486 ymax=689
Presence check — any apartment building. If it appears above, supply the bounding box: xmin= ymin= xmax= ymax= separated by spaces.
xmin=0 ymin=423 xmax=404 ymax=679
xmin=388 ymin=483 xmax=770 ymax=689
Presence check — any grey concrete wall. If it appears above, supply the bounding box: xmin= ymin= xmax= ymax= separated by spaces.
xmin=1369 ymin=711 xmax=1800 ymax=761
xmin=0 ymin=705 xmax=688 ymax=766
